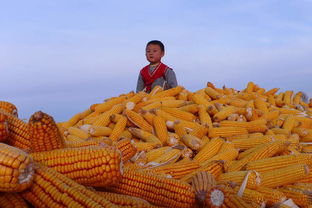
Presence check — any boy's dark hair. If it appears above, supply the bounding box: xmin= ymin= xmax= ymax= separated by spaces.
xmin=146 ymin=40 xmax=165 ymax=52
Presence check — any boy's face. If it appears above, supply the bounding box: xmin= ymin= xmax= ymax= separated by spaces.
xmin=145 ymin=44 xmax=164 ymax=64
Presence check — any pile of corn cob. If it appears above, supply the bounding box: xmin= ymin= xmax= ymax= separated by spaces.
xmin=1 ymin=81 xmax=312 ymax=208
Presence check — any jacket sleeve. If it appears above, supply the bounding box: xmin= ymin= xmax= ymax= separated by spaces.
xmin=136 ymin=73 xmax=145 ymax=93
xmin=165 ymin=69 xmax=178 ymax=88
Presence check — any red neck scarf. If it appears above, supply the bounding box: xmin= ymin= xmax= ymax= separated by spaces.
xmin=140 ymin=62 xmax=169 ymax=92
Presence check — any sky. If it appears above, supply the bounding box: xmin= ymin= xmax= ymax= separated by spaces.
xmin=1 ymin=0 xmax=312 ymax=122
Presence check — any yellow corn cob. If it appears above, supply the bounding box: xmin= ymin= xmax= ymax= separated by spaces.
xmin=30 ymin=146 xmax=122 ymax=187
xmin=217 ymin=170 xmax=261 ymax=189
xmin=191 ymin=93 xmax=213 ymax=109
xmin=189 ymin=125 xmax=208 ymax=139
xmin=0 ymin=113 xmax=9 ymax=142
xmin=205 ymin=87 xmax=222 ymax=100
xmin=225 ymin=133 xmax=249 ymax=141
xmin=293 ymin=91 xmax=303 ymax=105
xmin=0 ymin=110 xmax=31 ymax=151
xmin=28 ymin=111 xmax=65 ymax=152
xmin=219 ymin=118 xmax=267 ymax=133
xmin=152 ymin=115 xmax=168 ymax=144
xmin=149 ymin=148 xmax=181 ymax=165
xmin=218 ymin=141 xmax=235 ymax=153
xmin=282 ymin=115 xmax=296 ymax=132
xmin=107 ymin=168 xmax=195 ymax=208
xmin=181 ymin=160 xmax=224 ymax=183
xmin=65 ymin=134 xmax=84 ymax=142
xmin=141 ymin=101 xmax=162 ymax=111
xmin=140 ymin=110 xmax=156 ymax=125
xmin=161 ymin=100 xmax=188 ymax=108
xmin=213 ymin=106 xmax=238 ymax=122
xmin=178 ymin=90 xmax=189 ymax=101
xmin=277 ymin=187 xmax=312 ymax=208
xmin=146 ymin=85 xmax=163 ymax=97
xmin=255 ymin=187 xmax=286 ymax=207
xmin=191 ymin=171 xmax=217 ymax=206
xmin=66 ymin=126 xmax=90 ymax=139
xmin=149 ymin=86 xmax=184 ymax=99
xmin=145 ymin=146 xmax=171 ymax=162
xmin=245 ymin=81 xmax=255 ymax=93
xmin=283 ymin=90 xmax=293 ymax=106
xmin=124 ymin=91 xmax=147 ymax=108
xmin=208 ymin=126 xmax=248 ymax=138
xmin=292 ymin=127 xmax=309 ymax=137
xmin=94 ymin=96 xmax=126 ymax=113
xmin=167 ymin=132 xmax=180 ymax=146
xmin=128 ymin=127 xmax=161 ymax=144
xmin=228 ymin=98 xmax=248 ymax=108
xmin=134 ymin=141 xmax=160 ymax=151
xmin=109 ymin=115 xmax=127 ymax=141
xmin=201 ymin=148 xmax=239 ymax=167
xmin=125 ymin=109 xmax=153 ymax=132
xmin=197 ymin=104 xmax=213 ymax=127
xmin=65 ymin=137 xmax=112 ymax=148
xmin=0 ymin=143 xmax=34 ymax=192
xmin=267 ymin=95 xmax=276 ymax=105
xmin=264 ymin=87 xmax=279 ymax=96
xmin=261 ymin=164 xmax=309 ymax=188
xmin=64 ymin=112 xmax=82 ymax=127
xmin=153 ymin=160 xmax=200 ymax=179
xmin=179 ymin=104 xmax=199 ymax=114
xmin=181 ymin=134 xmax=203 ymax=150
xmin=161 ymin=106 xmax=196 ymax=121
xmin=92 ymin=104 xmax=124 ymax=127
xmin=295 ymin=116 xmax=312 ymax=128
xmin=173 ymin=120 xmax=187 ymax=138
xmin=233 ymin=186 xmax=265 ymax=208
xmin=227 ymin=140 xmax=290 ymax=172
xmin=89 ymin=126 xmax=112 ymax=137
xmin=254 ymin=97 xmax=269 ymax=113
xmin=0 ymin=193 xmax=29 ymax=208
xmin=245 ymin=153 xmax=312 ymax=173
xmin=193 ymin=137 xmax=224 ymax=163
xmin=0 ymin=101 xmax=18 ymax=117
xmin=115 ymin=138 xmax=137 ymax=162
xmin=21 ymin=164 xmax=117 ymax=208
xmin=96 ymin=191 xmax=154 ymax=208
xmin=231 ymin=135 xmax=274 ymax=150
xmin=261 ymin=110 xmax=280 ymax=121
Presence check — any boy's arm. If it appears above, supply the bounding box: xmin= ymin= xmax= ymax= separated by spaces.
xmin=136 ymin=73 xmax=145 ymax=93
xmin=165 ymin=69 xmax=178 ymax=88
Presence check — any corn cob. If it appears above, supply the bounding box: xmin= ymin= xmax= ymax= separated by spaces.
xmin=95 ymin=191 xmax=154 ymax=208
xmin=115 ymin=137 xmax=137 ymax=162
xmin=65 ymin=137 xmax=112 ymax=148
xmin=261 ymin=164 xmax=309 ymax=188
xmin=152 ymin=115 xmax=168 ymax=144
xmin=140 ymin=110 xmax=155 ymax=125
xmin=28 ymin=111 xmax=65 ymax=152
xmin=219 ymin=118 xmax=267 ymax=133
xmin=231 ymin=135 xmax=274 ymax=150
xmin=213 ymin=106 xmax=238 ymax=122
xmin=205 ymin=87 xmax=222 ymax=100
xmin=181 ymin=160 xmax=224 ymax=183
xmin=228 ymin=98 xmax=248 ymax=108
xmin=254 ymin=97 xmax=269 ymax=113
xmin=209 ymin=126 xmax=248 ymax=138
xmin=193 ymin=137 xmax=224 ymax=163
xmin=189 ymin=124 xmax=208 ymax=139
xmin=277 ymin=186 xmax=312 ymax=207
xmin=30 ymin=146 xmax=122 ymax=187
xmin=128 ymin=127 xmax=161 ymax=144
xmin=109 ymin=115 xmax=127 ymax=141
xmin=66 ymin=126 xmax=90 ymax=139
xmin=153 ymin=160 xmax=200 ymax=179
xmin=0 ymin=110 xmax=31 ymax=151
xmin=179 ymin=104 xmax=199 ymax=114
xmin=161 ymin=100 xmax=188 ymax=108
xmin=92 ymin=104 xmax=124 ymax=127
xmin=217 ymin=170 xmax=261 ymax=189
xmin=21 ymin=164 xmax=117 ymax=208
xmin=167 ymin=132 xmax=180 ymax=146
xmin=0 ymin=143 xmax=34 ymax=192
xmin=173 ymin=120 xmax=187 ymax=138
xmin=107 ymin=168 xmax=196 ymax=208
xmin=181 ymin=134 xmax=203 ymax=150
xmin=197 ymin=104 xmax=213 ymax=128
xmin=201 ymin=148 xmax=239 ymax=167
xmin=227 ymin=140 xmax=289 ymax=172
xmin=161 ymin=106 xmax=196 ymax=121
xmin=89 ymin=126 xmax=112 ymax=137
xmin=149 ymin=86 xmax=184 ymax=98
xmin=145 ymin=146 xmax=171 ymax=162
xmin=0 ymin=101 xmax=18 ymax=117
xmin=192 ymin=171 xmax=217 ymax=206
xmin=141 ymin=101 xmax=162 ymax=111
xmin=0 ymin=113 xmax=9 ymax=142
xmin=255 ymin=187 xmax=286 ymax=207
xmin=245 ymin=153 xmax=312 ymax=173
xmin=0 ymin=193 xmax=29 ymax=208
xmin=146 ymin=85 xmax=163 ymax=97
xmin=148 ymin=147 xmax=181 ymax=166
xmin=125 ymin=109 xmax=153 ymax=132
xmin=134 ymin=142 xmax=160 ymax=151
xmin=94 ymin=96 xmax=126 ymax=114
xmin=264 ymin=87 xmax=279 ymax=96
xmin=233 ymin=186 xmax=266 ymax=208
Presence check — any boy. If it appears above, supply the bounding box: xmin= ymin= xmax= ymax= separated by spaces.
xmin=136 ymin=40 xmax=178 ymax=93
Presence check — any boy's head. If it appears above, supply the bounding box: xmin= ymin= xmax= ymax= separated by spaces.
xmin=146 ymin=40 xmax=165 ymax=65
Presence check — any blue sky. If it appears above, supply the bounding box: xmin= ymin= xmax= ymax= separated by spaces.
xmin=1 ymin=0 xmax=312 ymax=122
